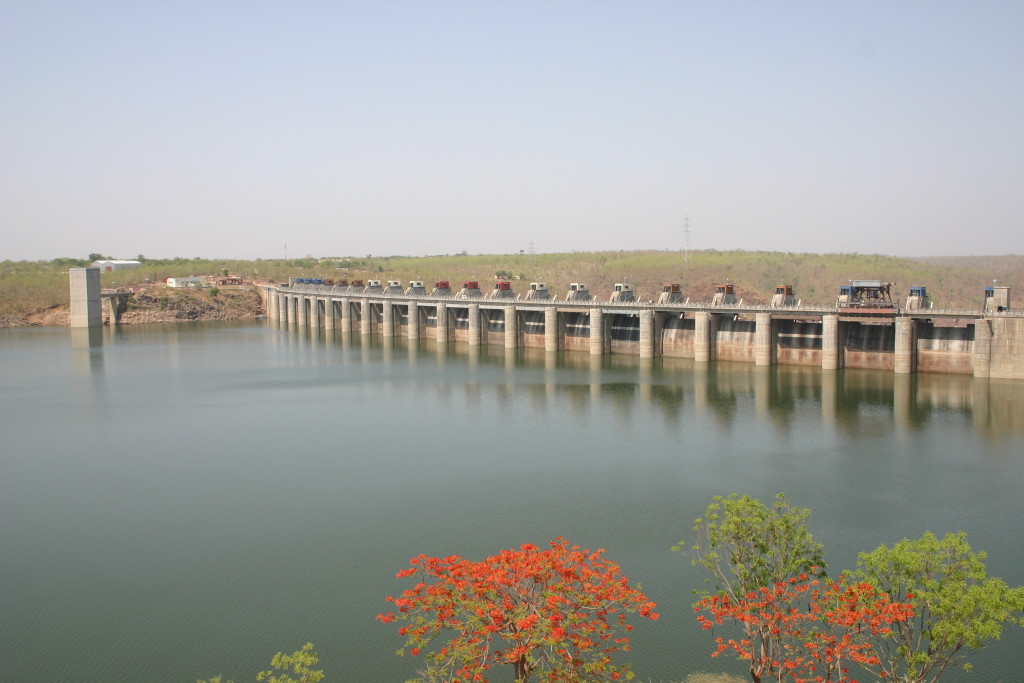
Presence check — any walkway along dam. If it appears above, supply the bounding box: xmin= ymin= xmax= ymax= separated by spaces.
xmin=259 ymin=282 xmax=1024 ymax=380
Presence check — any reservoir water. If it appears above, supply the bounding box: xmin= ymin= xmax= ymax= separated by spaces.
xmin=2 ymin=322 xmax=1023 ymax=683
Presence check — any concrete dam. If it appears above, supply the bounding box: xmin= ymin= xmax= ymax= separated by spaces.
xmin=258 ymin=281 xmax=1024 ymax=381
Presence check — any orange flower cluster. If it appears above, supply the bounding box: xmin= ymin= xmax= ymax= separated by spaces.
xmin=695 ymin=572 xmax=914 ymax=683
xmin=378 ymin=538 xmax=658 ymax=683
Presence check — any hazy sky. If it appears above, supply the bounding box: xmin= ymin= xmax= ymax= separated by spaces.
xmin=2 ymin=1 xmax=1022 ymax=261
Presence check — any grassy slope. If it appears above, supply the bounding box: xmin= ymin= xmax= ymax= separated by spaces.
xmin=2 ymin=251 xmax=1022 ymax=324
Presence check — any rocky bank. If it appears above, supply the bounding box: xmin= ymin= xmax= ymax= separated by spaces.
xmin=2 ymin=286 xmax=264 ymax=328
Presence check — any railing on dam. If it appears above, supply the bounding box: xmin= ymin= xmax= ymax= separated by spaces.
xmin=273 ymin=283 xmax=1022 ymax=319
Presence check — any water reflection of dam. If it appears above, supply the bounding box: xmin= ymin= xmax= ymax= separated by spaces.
xmin=262 ymin=285 xmax=1024 ymax=380
xmin=279 ymin=330 xmax=1024 ymax=439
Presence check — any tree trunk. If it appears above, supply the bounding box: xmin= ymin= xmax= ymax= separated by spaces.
xmin=513 ymin=654 xmax=530 ymax=682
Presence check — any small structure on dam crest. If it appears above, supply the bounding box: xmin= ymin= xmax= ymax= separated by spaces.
xmin=610 ymin=283 xmax=635 ymax=302
xmin=770 ymin=285 xmax=796 ymax=308
xmin=837 ymin=280 xmax=896 ymax=314
xmin=431 ymin=281 xmax=451 ymax=296
xmin=711 ymin=283 xmax=737 ymax=306
xmin=525 ymin=283 xmax=550 ymax=300
xmin=487 ymin=281 xmax=515 ymax=299
xmin=905 ymin=286 xmax=930 ymax=311
xmin=984 ymin=286 xmax=1010 ymax=312
xmin=405 ymin=281 xmax=426 ymax=296
xmin=457 ymin=281 xmax=483 ymax=298
xmin=383 ymin=280 xmax=403 ymax=295
xmin=658 ymin=283 xmax=684 ymax=304
xmin=566 ymin=283 xmax=590 ymax=301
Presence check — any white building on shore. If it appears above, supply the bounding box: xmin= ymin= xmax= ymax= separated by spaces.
xmin=92 ymin=259 xmax=142 ymax=272
xmin=166 ymin=276 xmax=207 ymax=288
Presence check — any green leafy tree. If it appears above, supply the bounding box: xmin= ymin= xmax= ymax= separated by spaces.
xmin=676 ymin=493 xmax=825 ymax=683
xmin=853 ymin=531 xmax=1024 ymax=683
xmin=52 ymin=257 xmax=87 ymax=267
xmin=256 ymin=642 xmax=323 ymax=683
xmin=196 ymin=643 xmax=322 ymax=683
xmin=679 ymin=493 xmax=826 ymax=602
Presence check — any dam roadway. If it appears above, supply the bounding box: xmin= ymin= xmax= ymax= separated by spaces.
xmin=259 ymin=283 xmax=1024 ymax=381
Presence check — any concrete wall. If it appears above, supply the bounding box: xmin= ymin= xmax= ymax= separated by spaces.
xmin=394 ymin=304 xmax=409 ymax=336
xmin=661 ymin=315 xmax=695 ymax=358
xmin=521 ymin=310 xmax=546 ymax=349
xmin=70 ymin=267 xmax=102 ymax=328
xmin=991 ymin=318 xmax=1024 ymax=380
xmin=841 ymin=322 xmax=895 ymax=371
xmin=562 ymin=311 xmax=589 ymax=352
xmin=916 ymin=323 xmax=974 ymax=375
xmin=609 ymin=313 xmax=643 ymax=355
xmin=366 ymin=302 xmax=382 ymax=334
xmin=451 ymin=308 xmax=472 ymax=343
xmin=481 ymin=309 xmax=505 ymax=345
xmin=776 ymin=320 xmax=823 ymax=367
xmin=423 ymin=305 xmax=439 ymax=329
xmin=714 ymin=317 xmax=757 ymax=363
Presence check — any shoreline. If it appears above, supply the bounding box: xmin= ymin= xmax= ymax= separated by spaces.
xmin=0 ymin=286 xmax=265 ymax=329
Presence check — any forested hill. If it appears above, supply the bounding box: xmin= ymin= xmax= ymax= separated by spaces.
xmin=2 ymin=251 xmax=1022 ymax=326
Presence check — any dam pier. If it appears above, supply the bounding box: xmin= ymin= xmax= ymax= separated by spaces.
xmin=259 ymin=281 xmax=1024 ymax=381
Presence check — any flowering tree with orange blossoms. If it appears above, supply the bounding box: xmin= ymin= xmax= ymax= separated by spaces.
xmin=695 ymin=570 xmax=915 ymax=683
xmin=678 ymin=494 xmax=828 ymax=683
xmin=377 ymin=538 xmax=659 ymax=682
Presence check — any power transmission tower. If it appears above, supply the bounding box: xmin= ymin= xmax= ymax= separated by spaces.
xmin=682 ymin=216 xmax=691 ymax=267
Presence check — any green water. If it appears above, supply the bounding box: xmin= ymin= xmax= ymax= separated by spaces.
xmin=2 ymin=322 xmax=1023 ymax=682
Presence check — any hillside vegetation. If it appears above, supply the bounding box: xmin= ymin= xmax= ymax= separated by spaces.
xmin=2 ymin=251 xmax=1022 ymax=326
